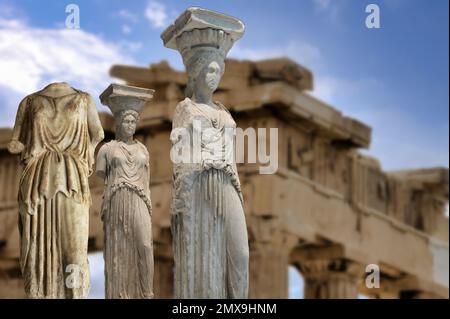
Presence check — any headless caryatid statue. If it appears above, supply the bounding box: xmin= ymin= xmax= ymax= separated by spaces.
xmin=7 ymin=82 xmax=104 ymax=298
xmin=96 ymin=84 xmax=155 ymax=299
xmin=161 ymin=7 xmax=249 ymax=299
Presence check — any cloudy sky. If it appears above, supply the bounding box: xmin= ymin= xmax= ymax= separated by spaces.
xmin=1 ymin=0 xmax=448 ymax=298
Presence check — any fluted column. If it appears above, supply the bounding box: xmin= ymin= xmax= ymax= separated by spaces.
xmin=249 ymin=243 xmax=290 ymax=298
xmin=300 ymin=259 xmax=361 ymax=299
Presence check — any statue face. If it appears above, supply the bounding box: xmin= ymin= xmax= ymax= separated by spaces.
xmin=120 ymin=114 xmax=137 ymax=138
xmin=198 ymin=61 xmax=222 ymax=93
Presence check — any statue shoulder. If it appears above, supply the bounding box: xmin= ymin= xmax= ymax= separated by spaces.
xmin=136 ymin=140 xmax=149 ymax=155
xmin=98 ymin=141 xmax=114 ymax=155
xmin=72 ymin=88 xmax=89 ymax=97
xmin=214 ymin=100 xmax=236 ymax=126
xmin=20 ymin=93 xmax=36 ymax=106
xmin=174 ymin=97 xmax=192 ymax=113
xmin=173 ymin=98 xmax=194 ymax=128
xmin=214 ymin=101 xmax=231 ymax=114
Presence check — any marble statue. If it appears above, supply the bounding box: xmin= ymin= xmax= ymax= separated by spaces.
xmin=7 ymin=82 xmax=104 ymax=298
xmin=96 ymin=84 xmax=155 ymax=299
xmin=161 ymin=7 xmax=249 ymax=299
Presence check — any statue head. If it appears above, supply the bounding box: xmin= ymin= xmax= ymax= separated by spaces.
xmin=99 ymin=83 xmax=154 ymax=141
xmin=176 ymin=28 xmax=230 ymax=98
xmin=161 ymin=8 xmax=245 ymax=99
xmin=185 ymin=49 xmax=225 ymax=98
xmin=115 ymin=109 xmax=140 ymax=139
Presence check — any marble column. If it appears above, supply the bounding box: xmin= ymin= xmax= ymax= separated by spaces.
xmin=161 ymin=7 xmax=249 ymax=299
xmin=97 ymin=83 xmax=155 ymax=299
xmin=249 ymin=243 xmax=290 ymax=299
xmin=299 ymin=259 xmax=361 ymax=299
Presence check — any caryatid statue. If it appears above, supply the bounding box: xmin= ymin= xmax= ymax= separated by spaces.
xmin=7 ymin=82 xmax=105 ymax=298
xmin=161 ymin=7 xmax=249 ymax=299
xmin=96 ymin=84 xmax=155 ymax=299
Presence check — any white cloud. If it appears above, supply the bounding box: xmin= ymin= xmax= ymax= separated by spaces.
xmin=312 ymin=75 xmax=383 ymax=108
xmin=0 ymin=17 xmax=25 ymax=29
xmin=118 ymin=40 xmax=143 ymax=52
xmin=0 ymin=16 xmax=135 ymax=126
xmin=311 ymin=0 xmax=347 ymax=25
xmin=312 ymin=75 xmax=339 ymax=102
xmin=117 ymin=9 xmax=139 ymax=24
xmin=145 ymin=1 xmax=168 ymax=28
xmin=121 ymin=24 xmax=132 ymax=35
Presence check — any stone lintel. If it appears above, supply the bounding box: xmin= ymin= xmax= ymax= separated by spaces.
xmin=110 ymin=58 xmax=314 ymax=91
xmin=110 ymin=61 xmax=187 ymax=86
xmin=290 ymin=244 xmax=371 ymax=269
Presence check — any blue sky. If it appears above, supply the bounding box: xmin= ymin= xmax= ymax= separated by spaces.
xmin=0 ymin=0 xmax=448 ymax=298
xmin=0 ymin=0 xmax=448 ymax=170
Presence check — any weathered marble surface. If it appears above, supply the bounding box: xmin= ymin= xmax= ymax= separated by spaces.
xmin=7 ymin=82 xmax=104 ymax=298
xmin=161 ymin=6 xmax=244 ymax=50
xmin=162 ymin=7 xmax=250 ymax=299
xmin=97 ymin=84 xmax=155 ymax=299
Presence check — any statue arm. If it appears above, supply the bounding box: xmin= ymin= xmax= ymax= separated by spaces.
xmin=7 ymin=96 xmax=28 ymax=155
xmin=86 ymin=94 xmax=105 ymax=150
xmin=146 ymin=148 xmax=153 ymax=215
xmin=95 ymin=144 xmax=108 ymax=180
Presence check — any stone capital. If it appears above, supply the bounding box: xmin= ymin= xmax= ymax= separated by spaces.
xmin=161 ymin=7 xmax=244 ymax=51
xmin=100 ymin=83 xmax=154 ymax=116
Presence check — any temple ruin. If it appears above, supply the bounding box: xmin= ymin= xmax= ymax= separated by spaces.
xmin=0 ymin=58 xmax=448 ymax=298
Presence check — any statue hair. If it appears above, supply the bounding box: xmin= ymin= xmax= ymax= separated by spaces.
xmin=185 ymin=50 xmax=225 ymax=98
